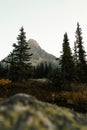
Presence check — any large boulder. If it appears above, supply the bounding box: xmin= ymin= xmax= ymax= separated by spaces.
xmin=0 ymin=93 xmax=87 ymax=130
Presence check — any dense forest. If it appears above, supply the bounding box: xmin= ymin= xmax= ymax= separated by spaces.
xmin=0 ymin=22 xmax=87 ymax=86
xmin=0 ymin=22 xmax=87 ymax=113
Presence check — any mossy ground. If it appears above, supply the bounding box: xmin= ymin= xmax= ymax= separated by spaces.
xmin=0 ymin=94 xmax=87 ymax=130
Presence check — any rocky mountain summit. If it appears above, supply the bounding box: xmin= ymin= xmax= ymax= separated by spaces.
xmin=28 ymin=39 xmax=58 ymax=66
xmin=0 ymin=93 xmax=87 ymax=130
xmin=2 ymin=39 xmax=58 ymax=67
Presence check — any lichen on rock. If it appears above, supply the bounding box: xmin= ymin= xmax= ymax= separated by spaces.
xmin=0 ymin=93 xmax=87 ymax=130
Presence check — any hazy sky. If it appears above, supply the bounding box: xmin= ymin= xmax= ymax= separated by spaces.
xmin=0 ymin=0 xmax=87 ymax=60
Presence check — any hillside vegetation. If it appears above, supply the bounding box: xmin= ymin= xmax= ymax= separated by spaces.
xmin=0 ymin=79 xmax=87 ymax=113
xmin=1 ymin=24 xmax=87 ymax=114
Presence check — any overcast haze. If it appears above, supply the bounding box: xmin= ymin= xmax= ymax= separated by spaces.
xmin=0 ymin=0 xmax=87 ymax=60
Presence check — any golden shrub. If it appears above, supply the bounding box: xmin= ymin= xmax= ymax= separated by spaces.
xmin=59 ymin=91 xmax=87 ymax=105
xmin=0 ymin=79 xmax=12 ymax=85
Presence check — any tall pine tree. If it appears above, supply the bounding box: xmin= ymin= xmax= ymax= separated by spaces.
xmin=74 ymin=22 xmax=86 ymax=64
xmin=74 ymin=22 xmax=86 ymax=82
xmin=60 ymin=33 xmax=74 ymax=87
xmin=10 ymin=27 xmax=32 ymax=81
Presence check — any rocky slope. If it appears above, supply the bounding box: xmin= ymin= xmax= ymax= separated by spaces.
xmin=0 ymin=93 xmax=87 ymax=130
xmin=2 ymin=39 xmax=58 ymax=67
xmin=28 ymin=39 xmax=58 ymax=66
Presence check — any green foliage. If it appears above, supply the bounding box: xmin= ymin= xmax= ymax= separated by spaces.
xmin=75 ymin=23 xmax=86 ymax=64
xmin=0 ymin=22 xmax=87 ymax=93
xmin=60 ymin=33 xmax=75 ymax=87
xmin=48 ymin=68 xmax=63 ymax=91
xmin=7 ymin=27 xmax=33 ymax=81
xmin=0 ymin=62 xmax=8 ymax=78
xmin=74 ymin=23 xmax=87 ymax=83
xmin=34 ymin=62 xmax=53 ymax=78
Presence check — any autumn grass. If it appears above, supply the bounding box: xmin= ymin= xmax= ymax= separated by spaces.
xmin=0 ymin=79 xmax=53 ymax=102
xmin=0 ymin=80 xmax=87 ymax=112
xmin=0 ymin=79 xmax=12 ymax=85
xmin=52 ymin=83 xmax=87 ymax=112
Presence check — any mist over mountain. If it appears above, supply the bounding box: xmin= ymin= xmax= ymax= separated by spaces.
xmin=28 ymin=39 xmax=58 ymax=67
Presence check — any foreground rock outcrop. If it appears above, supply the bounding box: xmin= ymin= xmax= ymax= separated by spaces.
xmin=0 ymin=93 xmax=87 ymax=130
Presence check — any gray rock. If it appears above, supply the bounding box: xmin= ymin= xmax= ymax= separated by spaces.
xmin=0 ymin=93 xmax=87 ymax=130
xmin=28 ymin=39 xmax=58 ymax=67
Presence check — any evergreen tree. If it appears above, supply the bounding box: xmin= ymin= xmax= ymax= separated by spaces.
xmin=73 ymin=41 xmax=78 ymax=65
xmin=10 ymin=27 xmax=32 ymax=81
xmin=40 ymin=62 xmax=45 ymax=78
xmin=0 ymin=62 xmax=4 ymax=78
xmin=48 ymin=63 xmax=52 ymax=71
xmin=48 ymin=68 xmax=62 ymax=91
xmin=34 ymin=62 xmax=53 ymax=78
xmin=60 ymin=33 xmax=74 ymax=87
xmin=0 ymin=60 xmax=10 ymax=79
xmin=44 ymin=62 xmax=48 ymax=77
xmin=74 ymin=22 xmax=86 ymax=64
xmin=74 ymin=22 xmax=86 ymax=82
xmin=35 ymin=64 xmax=40 ymax=78
xmin=7 ymin=51 xmax=17 ymax=80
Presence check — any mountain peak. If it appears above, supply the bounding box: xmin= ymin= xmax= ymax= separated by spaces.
xmin=28 ymin=39 xmax=57 ymax=66
xmin=3 ymin=39 xmax=58 ymax=67
xmin=28 ymin=39 xmax=40 ymax=48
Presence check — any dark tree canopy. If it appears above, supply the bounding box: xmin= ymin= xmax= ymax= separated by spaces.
xmin=74 ymin=23 xmax=87 ymax=82
xmin=74 ymin=22 xmax=86 ymax=65
xmin=8 ymin=27 xmax=33 ymax=81
xmin=60 ymin=33 xmax=74 ymax=86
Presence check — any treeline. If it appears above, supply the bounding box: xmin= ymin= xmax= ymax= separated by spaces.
xmin=0 ymin=27 xmax=53 ymax=81
xmin=33 ymin=62 xmax=53 ymax=78
xmin=0 ymin=22 xmax=87 ymax=91
xmin=61 ymin=23 xmax=87 ymax=84
xmin=49 ymin=22 xmax=87 ymax=91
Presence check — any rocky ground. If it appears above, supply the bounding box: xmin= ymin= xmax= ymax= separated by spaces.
xmin=0 ymin=93 xmax=87 ymax=130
